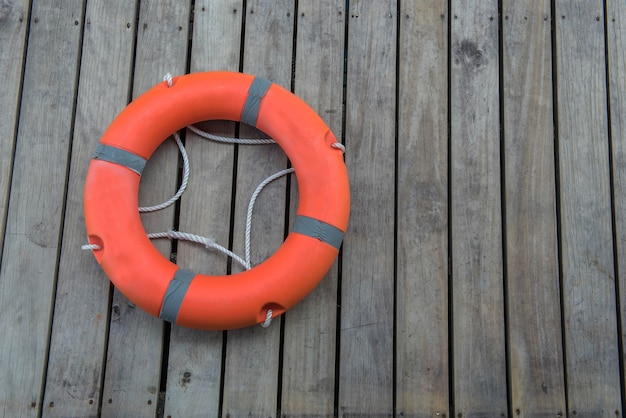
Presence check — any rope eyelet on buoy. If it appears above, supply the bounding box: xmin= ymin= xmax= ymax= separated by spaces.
xmin=83 ymin=71 xmax=350 ymax=330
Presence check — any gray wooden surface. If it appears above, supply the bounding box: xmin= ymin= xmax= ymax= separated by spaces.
xmin=42 ymin=1 xmax=137 ymax=416
xmin=396 ymin=2 xmax=449 ymax=415
xmin=340 ymin=1 xmax=396 ymax=415
xmin=612 ymin=3 xmax=626 ymax=418
xmin=502 ymin=0 xmax=566 ymax=415
xmin=0 ymin=0 xmax=84 ymax=415
xmin=450 ymin=0 xmax=507 ymax=414
xmin=0 ymin=0 xmax=29 ymax=259
xmin=1 ymin=0 xmax=625 ymax=417
xmin=281 ymin=1 xmax=344 ymax=416
xmin=556 ymin=0 xmax=621 ymax=414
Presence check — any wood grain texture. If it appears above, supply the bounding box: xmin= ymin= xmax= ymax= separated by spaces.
xmin=338 ymin=1 xmax=396 ymax=415
xmin=502 ymin=1 xmax=567 ymax=416
xmin=220 ymin=1 xmax=294 ymax=417
xmin=99 ymin=1 xmax=191 ymax=417
xmin=0 ymin=0 xmax=29 ymax=257
xmin=450 ymin=0 xmax=507 ymax=415
xmin=280 ymin=1 xmax=345 ymax=416
xmin=396 ymin=1 xmax=449 ymax=416
xmin=555 ymin=1 xmax=621 ymax=415
xmin=41 ymin=1 xmax=138 ymax=416
xmin=162 ymin=1 xmax=243 ymax=416
xmin=608 ymin=0 xmax=626 ymax=404
xmin=0 ymin=0 xmax=84 ymax=415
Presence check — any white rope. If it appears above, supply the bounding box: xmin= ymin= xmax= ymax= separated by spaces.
xmin=331 ymin=142 xmax=346 ymax=153
xmin=80 ymin=232 xmax=250 ymax=270
xmin=147 ymin=231 xmax=249 ymax=270
xmin=81 ymin=243 xmax=100 ymax=251
xmin=164 ymin=73 xmax=173 ymax=87
xmin=188 ymin=125 xmax=346 ymax=152
xmin=138 ymin=132 xmax=189 ymax=213
xmin=187 ymin=124 xmax=275 ymax=145
xmin=261 ymin=309 xmax=273 ymax=328
xmin=244 ymin=168 xmax=294 ymax=268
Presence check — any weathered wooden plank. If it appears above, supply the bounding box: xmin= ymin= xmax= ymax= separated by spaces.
xmin=396 ymin=1 xmax=449 ymax=416
xmin=280 ymin=1 xmax=345 ymax=416
xmin=0 ymin=0 xmax=85 ymax=415
xmin=99 ymin=1 xmax=192 ymax=416
xmin=555 ymin=1 xmax=621 ymax=415
xmin=556 ymin=0 xmax=621 ymax=417
xmin=41 ymin=1 xmax=138 ymax=416
xmin=338 ymin=1 xmax=396 ymax=415
xmin=450 ymin=0 xmax=507 ymax=415
xmin=0 ymin=0 xmax=29 ymax=257
xmin=162 ymin=1 xmax=243 ymax=416
xmin=221 ymin=1 xmax=294 ymax=416
xmin=609 ymin=0 xmax=626 ymax=406
xmin=502 ymin=2 xmax=567 ymax=417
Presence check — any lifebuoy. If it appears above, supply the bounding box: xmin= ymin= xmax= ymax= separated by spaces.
xmin=83 ymin=71 xmax=350 ymax=330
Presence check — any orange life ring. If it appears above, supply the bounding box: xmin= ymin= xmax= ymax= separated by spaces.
xmin=83 ymin=71 xmax=350 ymax=330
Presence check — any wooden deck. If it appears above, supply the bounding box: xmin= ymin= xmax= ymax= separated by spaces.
xmin=1 ymin=0 xmax=625 ymax=417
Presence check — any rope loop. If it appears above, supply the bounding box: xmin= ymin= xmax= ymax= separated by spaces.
xmin=331 ymin=142 xmax=346 ymax=153
xmin=81 ymin=243 xmax=101 ymax=251
xmin=261 ymin=309 xmax=273 ymax=328
xmin=163 ymin=73 xmax=173 ymax=87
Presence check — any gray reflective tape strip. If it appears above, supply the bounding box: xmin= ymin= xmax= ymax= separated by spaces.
xmin=292 ymin=215 xmax=344 ymax=250
xmin=93 ymin=144 xmax=147 ymax=175
xmin=241 ymin=76 xmax=272 ymax=127
xmin=159 ymin=269 xmax=195 ymax=323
